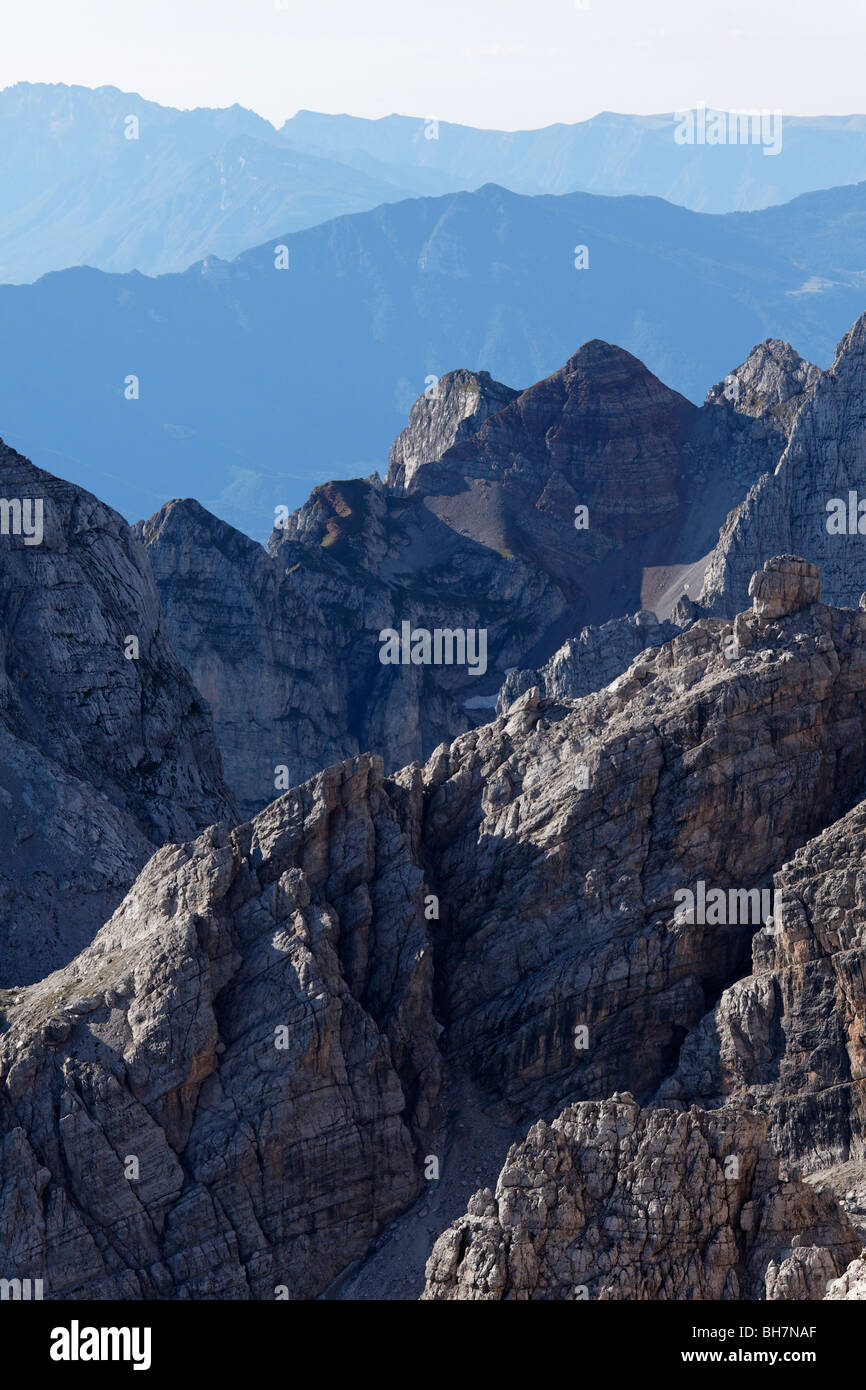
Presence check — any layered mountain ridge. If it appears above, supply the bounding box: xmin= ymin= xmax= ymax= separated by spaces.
xmin=5 ymin=176 xmax=866 ymax=532
xmin=9 ymin=85 xmax=866 ymax=286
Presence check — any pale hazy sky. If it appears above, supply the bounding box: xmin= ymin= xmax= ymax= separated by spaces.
xmin=0 ymin=0 xmax=863 ymax=129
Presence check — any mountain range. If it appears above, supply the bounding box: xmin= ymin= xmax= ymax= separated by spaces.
xmin=0 ymin=83 xmax=447 ymax=284
xmin=3 ymin=176 xmax=866 ymax=535
xmin=282 ymin=106 xmax=866 ymax=213
xmin=8 ymin=85 xmax=866 ymax=285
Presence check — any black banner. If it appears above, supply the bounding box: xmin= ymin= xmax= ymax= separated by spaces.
xmin=1 ymin=1297 xmax=855 ymax=1378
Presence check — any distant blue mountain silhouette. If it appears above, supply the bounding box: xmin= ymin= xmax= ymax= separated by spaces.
xmin=281 ymin=107 xmax=866 ymax=212
xmin=0 ymin=83 xmax=446 ymax=284
xmin=6 ymin=84 xmax=866 ymax=284
xmin=1 ymin=179 xmax=865 ymax=538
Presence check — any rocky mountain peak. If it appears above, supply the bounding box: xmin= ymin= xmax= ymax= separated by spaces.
xmin=386 ymin=368 xmax=519 ymax=495
xmin=518 ymin=336 xmax=697 ymax=429
xmin=706 ymin=338 xmax=822 ymax=423
xmin=136 ymin=331 xmax=823 ymax=825
xmin=560 ymin=336 xmax=666 ymax=382
xmin=831 ymin=307 xmax=866 ymax=365
xmin=405 ymin=337 xmax=699 ymax=567
xmin=268 ymin=477 xmax=388 ymax=567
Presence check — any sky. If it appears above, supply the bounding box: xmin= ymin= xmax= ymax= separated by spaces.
xmin=0 ymin=0 xmax=864 ymax=130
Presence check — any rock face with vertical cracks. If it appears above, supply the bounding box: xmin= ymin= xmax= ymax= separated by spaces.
xmin=4 ymin=561 xmax=866 ymax=1300
xmin=396 ymin=571 xmax=866 ymax=1118
xmin=659 ymin=792 xmax=866 ymax=1176
xmin=0 ymin=441 xmax=237 ymax=984
xmin=0 ymin=756 xmax=440 ymax=1300
xmin=421 ymin=1096 xmax=861 ymax=1301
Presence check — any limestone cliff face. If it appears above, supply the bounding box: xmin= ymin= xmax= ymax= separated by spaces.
xmin=659 ymin=788 xmax=866 ymax=1178
xmin=134 ymin=498 xmax=369 ymax=822
xmin=139 ymin=486 xmax=555 ymax=819
xmin=5 ymin=560 xmax=866 ymax=1300
xmin=398 ymin=567 xmax=866 ymax=1118
xmin=0 ymin=442 xmax=237 ymax=984
xmin=701 ymin=314 xmax=866 ymax=615
xmin=0 ymin=757 xmax=440 ymax=1300
xmin=421 ymin=1096 xmax=860 ymax=1301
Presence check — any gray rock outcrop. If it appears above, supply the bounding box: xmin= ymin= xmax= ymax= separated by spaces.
xmin=421 ymin=1096 xmax=859 ymax=1300
xmin=497 ymin=610 xmax=681 ymax=712
xmin=748 ymin=554 xmax=822 ymax=619
xmin=0 ymin=441 xmax=237 ymax=983
xmin=704 ymin=337 xmax=822 ymax=432
xmin=826 ymin=1255 xmax=866 ymax=1299
xmin=0 ymin=756 xmax=440 ymax=1299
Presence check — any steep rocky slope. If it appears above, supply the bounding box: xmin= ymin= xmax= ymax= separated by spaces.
xmin=395 ymin=558 xmax=866 ymax=1117
xmin=0 ymin=757 xmax=439 ymax=1299
xmin=134 ymin=498 xmax=370 ymax=822
xmin=0 ymin=442 xmax=237 ymax=984
xmin=497 ymin=609 xmax=682 ymax=711
xmin=137 ymin=484 xmax=553 ymax=819
xmin=658 ymin=789 xmax=866 ymax=1179
xmin=4 ymin=557 xmax=866 ymax=1300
